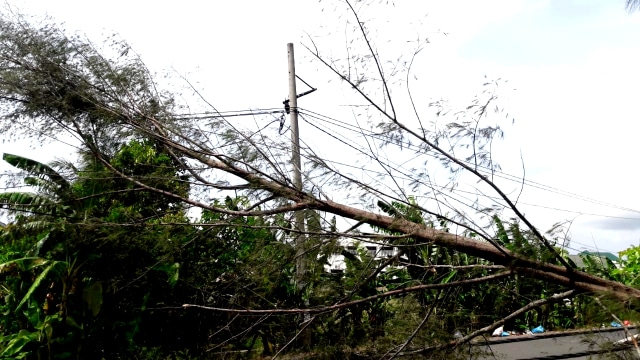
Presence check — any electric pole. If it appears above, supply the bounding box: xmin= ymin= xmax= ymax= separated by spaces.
xmin=288 ymin=43 xmax=303 ymax=201
xmin=287 ymin=42 xmax=311 ymax=346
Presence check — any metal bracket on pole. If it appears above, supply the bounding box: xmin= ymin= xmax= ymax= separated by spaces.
xmin=283 ymin=75 xmax=317 ymax=114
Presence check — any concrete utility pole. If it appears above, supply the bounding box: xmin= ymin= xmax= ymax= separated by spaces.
xmin=287 ymin=43 xmax=311 ymax=346
xmin=287 ymin=43 xmax=303 ymax=200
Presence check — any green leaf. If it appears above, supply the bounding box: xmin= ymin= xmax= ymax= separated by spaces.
xmin=15 ymin=260 xmax=67 ymax=312
xmin=0 ymin=329 xmax=39 ymax=357
xmin=33 ymin=232 xmax=51 ymax=257
xmin=43 ymin=322 xmax=53 ymax=342
xmin=82 ymin=281 xmax=103 ymax=317
xmin=0 ymin=257 xmax=47 ymax=273
xmin=0 ymin=192 xmax=39 ymax=206
xmin=441 ymin=270 xmax=457 ymax=284
xmin=3 ymin=153 xmax=69 ymax=192
xmin=24 ymin=298 xmax=43 ymax=329
xmin=169 ymin=262 xmax=180 ymax=286
xmin=64 ymin=315 xmax=81 ymax=330
xmin=0 ymin=192 xmax=60 ymax=218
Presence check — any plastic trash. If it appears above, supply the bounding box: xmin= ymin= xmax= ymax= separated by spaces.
xmin=453 ymin=330 xmax=463 ymax=339
xmin=615 ymin=333 xmax=640 ymax=345
xmin=492 ymin=326 xmax=504 ymax=337
xmin=531 ymin=326 xmax=545 ymax=334
xmin=501 ymin=331 xmax=510 ymax=337
xmin=611 ymin=321 xmax=622 ymax=327
xmin=525 ymin=329 xmax=533 ymax=335
xmin=624 ymin=320 xmax=631 ymax=326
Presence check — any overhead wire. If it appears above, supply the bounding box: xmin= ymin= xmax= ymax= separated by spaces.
xmin=5 ymin=102 xmax=634 ymax=217
xmin=291 ymin=110 xmax=637 ymax=256
xmin=297 ymin=112 xmax=532 ymax=245
xmin=313 ymin=155 xmax=640 ymax=222
xmin=298 ymin=108 xmax=640 ymax=216
xmin=300 ymin=108 xmax=640 ymax=214
xmin=295 ymin=109 xmax=634 ymax=254
xmin=296 ymin=112 xmax=588 ymax=220
xmin=173 ymin=108 xmax=284 ymax=120
xmin=2 ymin=102 xmax=638 ymax=234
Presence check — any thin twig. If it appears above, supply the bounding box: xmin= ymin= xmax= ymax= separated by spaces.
xmin=183 ymin=271 xmax=513 ymax=315
xmin=271 ymin=316 xmax=317 ymax=359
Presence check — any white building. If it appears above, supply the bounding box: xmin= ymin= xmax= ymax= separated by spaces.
xmin=324 ymin=238 xmax=399 ymax=274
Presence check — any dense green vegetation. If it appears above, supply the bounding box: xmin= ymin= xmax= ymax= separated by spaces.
xmin=1 ymin=157 xmax=637 ymax=359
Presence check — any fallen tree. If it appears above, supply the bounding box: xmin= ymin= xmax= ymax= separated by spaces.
xmin=0 ymin=2 xmax=637 ymax=358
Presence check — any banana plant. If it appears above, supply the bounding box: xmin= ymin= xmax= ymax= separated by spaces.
xmin=0 ymin=153 xmax=74 ymax=219
xmin=0 ymin=154 xmax=81 ymax=358
xmin=0 ymin=255 xmax=95 ymax=359
xmin=0 ymin=257 xmax=62 ymax=358
xmin=0 ymin=153 xmax=79 ymax=260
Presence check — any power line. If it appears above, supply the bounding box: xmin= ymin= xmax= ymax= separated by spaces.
xmin=173 ymin=108 xmax=284 ymax=120
xmin=312 ymin=155 xmax=640 ymax=222
xmin=293 ymin=111 xmax=640 ymax=253
xmin=3 ymin=103 xmax=638 ymax=226
xmin=175 ymin=107 xmax=283 ymax=116
xmin=299 ymin=108 xmax=640 ymax=215
xmin=294 ymin=110 xmax=640 ymax=255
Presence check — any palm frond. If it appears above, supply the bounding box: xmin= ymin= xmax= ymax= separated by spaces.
xmin=3 ymin=153 xmax=70 ymax=192
xmin=0 ymin=191 xmax=56 ymax=212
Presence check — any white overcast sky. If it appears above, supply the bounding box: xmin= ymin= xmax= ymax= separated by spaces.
xmin=2 ymin=0 xmax=640 ymax=254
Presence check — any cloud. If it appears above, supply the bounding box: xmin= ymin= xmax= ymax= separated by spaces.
xmin=588 ymin=216 xmax=640 ymax=231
